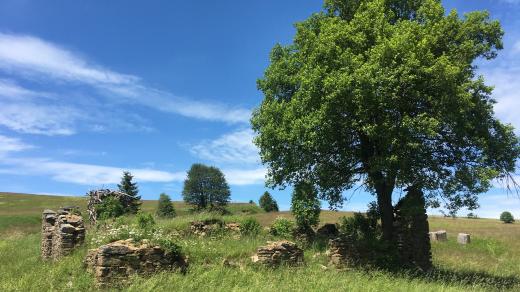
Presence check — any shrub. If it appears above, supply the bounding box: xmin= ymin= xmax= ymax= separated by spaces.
xmin=500 ymin=211 xmax=515 ymax=224
xmin=240 ymin=217 xmax=261 ymax=236
xmin=291 ymin=181 xmax=320 ymax=230
xmin=269 ymin=217 xmax=295 ymax=238
xmin=95 ymin=196 xmax=125 ymax=220
xmin=157 ymin=193 xmax=176 ymax=218
xmin=154 ymin=238 xmax=182 ymax=257
xmin=136 ymin=212 xmax=156 ymax=231
xmin=339 ymin=213 xmax=378 ymax=241
xmin=259 ymin=191 xmax=279 ymax=212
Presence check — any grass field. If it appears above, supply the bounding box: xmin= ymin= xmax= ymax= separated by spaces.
xmin=1 ymin=192 xmax=519 ymax=291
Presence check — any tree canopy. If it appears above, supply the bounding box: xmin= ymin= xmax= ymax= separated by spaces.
xmin=182 ymin=163 xmax=231 ymax=210
xmin=251 ymin=0 xmax=519 ymax=240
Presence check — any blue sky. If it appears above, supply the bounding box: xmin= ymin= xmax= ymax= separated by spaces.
xmin=0 ymin=0 xmax=519 ymax=218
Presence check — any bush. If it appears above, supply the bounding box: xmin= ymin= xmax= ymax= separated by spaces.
xmin=136 ymin=212 xmax=156 ymax=231
xmin=269 ymin=217 xmax=295 ymax=238
xmin=291 ymin=181 xmax=320 ymax=230
xmin=500 ymin=211 xmax=515 ymax=224
xmin=259 ymin=191 xmax=279 ymax=212
xmin=95 ymin=196 xmax=125 ymax=220
xmin=240 ymin=217 xmax=261 ymax=236
xmin=157 ymin=193 xmax=176 ymax=218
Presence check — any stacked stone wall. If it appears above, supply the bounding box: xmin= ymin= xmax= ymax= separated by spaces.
xmin=85 ymin=239 xmax=187 ymax=287
xmin=40 ymin=208 xmax=85 ymax=260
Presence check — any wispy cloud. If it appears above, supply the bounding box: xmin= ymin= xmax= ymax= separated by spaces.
xmin=0 ymin=32 xmax=251 ymax=126
xmin=0 ymin=33 xmax=137 ymax=86
xmin=0 ymin=134 xmax=34 ymax=156
xmin=0 ymin=101 xmax=79 ymax=135
xmin=0 ymin=134 xmax=265 ymax=186
xmin=1 ymin=156 xmax=186 ymax=185
xmin=222 ymin=167 xmax=266 ymax=185
xmin=191 ymin=129 xmax=259 ymax=164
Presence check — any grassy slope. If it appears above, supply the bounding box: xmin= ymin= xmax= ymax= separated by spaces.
xmin=1 ymin=192 xmax=519 ymax=291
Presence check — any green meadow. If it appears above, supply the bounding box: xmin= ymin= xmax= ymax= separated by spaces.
xmin=1 ymin=192 xmax=519 ymax=291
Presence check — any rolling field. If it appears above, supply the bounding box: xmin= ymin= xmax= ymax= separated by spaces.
xmin=1 ymin=192 xmax=519 ymax=291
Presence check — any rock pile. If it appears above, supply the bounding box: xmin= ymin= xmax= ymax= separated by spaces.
xmin=85 ymin=239 xmax=187 ymax=287
xmin=41 ymin=208 xmax=85 ymax=260
xmin=225 ymin=223 xmax=241 ymax=232
xmin=189 ymin=219 xmax=224 ymax=236
xmin=251 ymin=241 xmax=304 ymax=267
xmin=429 ymin=230 xmax=448 ymax=242
xmin=457 ymin=233 xmax=471 ymax=244
xmin=327 ymin=237 xmax=358 ymax=267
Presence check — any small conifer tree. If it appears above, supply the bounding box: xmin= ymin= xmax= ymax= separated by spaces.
xmin=157 ymin=193 xmax=176 ymax=218
xmin=118 ymin=171 xmax=141 ymax=214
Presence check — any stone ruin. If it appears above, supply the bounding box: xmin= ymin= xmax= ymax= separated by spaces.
xmin=87 ymin=189 xmax=129 ymax=225
xmin=85 ymin=239 xmax=188 ymax=288
xmin=457 ymin=233 xmax=471 ymax=244
xmin=41 ymin=208 xmax=85 ymax=260
xmin=393 ymin=187 xmax=432 ymax=271
xmin=429 ymin=230 xmax=448 ymax=242
xmin=251 ymin=240 xmax=304 ymax=267
xmin=327 ymin=237 xmax=358 ymax=267
xmin=189 ymin=219 xmax=241 ymax=236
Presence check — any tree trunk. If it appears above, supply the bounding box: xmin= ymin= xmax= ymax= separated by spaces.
xmin=376 ymin=185 xmax=394 ymax=241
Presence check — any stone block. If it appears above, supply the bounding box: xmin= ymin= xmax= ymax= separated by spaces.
xmin=457 ymin=233 xmax=470 ymax=244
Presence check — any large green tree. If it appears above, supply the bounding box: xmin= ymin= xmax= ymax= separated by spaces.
xmin=252 ymin=0 xmax=519 ymax=241
xmin=118 ymin=171 xmax=141 ymax=214
xmin=182 ymin=163 xmax=231 ymax=210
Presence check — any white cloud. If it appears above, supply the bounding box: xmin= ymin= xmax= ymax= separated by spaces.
xmin=480 ymin=64 xmax=520 ymax=133
xmin=0 ymin=33 xmax=136 ymax=86
xmin=0 ymin=78 xmax=49 ymax=99
xmin=0 ymin=134 xmax=265 ymax=186
xmin=222 ymin=167 xmax=266 ymax=185
xmin=0 ymin=134 xmax=33 ymax=156
xmin=191 ymin=129 xmax=259 ymax=164
xmin=0 ymin=102 xmax=79 ymax=135
xmin=0 ymin=32 xmax=251 ymax=125
xmin=1 ymin=156 xmax=185 ymax=185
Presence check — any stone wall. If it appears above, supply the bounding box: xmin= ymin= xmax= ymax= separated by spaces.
xmin=85 ymin=239 xmax=187 ymax=287
xmin=41 ymin=208 xmax=85 ymax=260
xmin=327 ymin=237 xmax=358 ymax=267
xmin=393 ymin=187 xmax=432 ymax=271
xmin=251 ymin=241 xmax=304 ymax=267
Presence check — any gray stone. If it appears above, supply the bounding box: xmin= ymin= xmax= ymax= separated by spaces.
xmin=457 ymin=233 xmax=470 ymax=244
xmin=252 ymin=240 xmax=304 ymax=267
xmin=429 ymin=230 xmax=448 ymax=242
xmin=41 ymin=209 xmax=85 ymax=260
xmin=85 ymin=240 xmax=187 ymax=288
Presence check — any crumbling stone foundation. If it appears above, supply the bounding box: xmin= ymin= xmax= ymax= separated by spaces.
xmin=41 ymin=208 xmax=85 ymax=260
xmin=85 ymin=239 xmax=187 ymax=287
xmin=393 ymin=187 xmax=432 ymax=271
xmin=327 ymin=237 xmax=358 ymax=267
xmin=251 ymin=240 xmax=304 ymax=267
